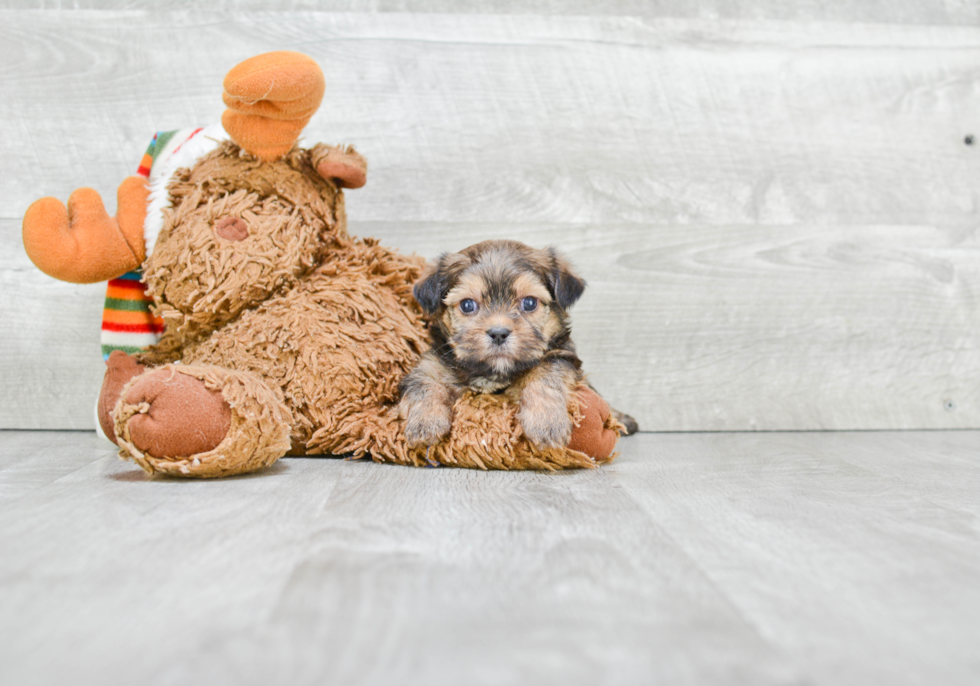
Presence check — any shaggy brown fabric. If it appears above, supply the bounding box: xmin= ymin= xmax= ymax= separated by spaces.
xmin=140 ymin=142 xmax=343 ymax=349
xmin=179 ymin=238 xmax=429 ymax=455
xmin=332 ymin=383 xmax=622 ymax=470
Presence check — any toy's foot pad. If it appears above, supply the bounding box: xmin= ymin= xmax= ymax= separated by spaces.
xmin=113 ymin=364 xmax=292 ymax=478
xmin=121 ymin=368 xmax=231 ymax=457
xmin=566 ymin=387 xmax=619 ymax=459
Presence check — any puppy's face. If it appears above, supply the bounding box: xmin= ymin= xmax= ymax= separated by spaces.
xmin=413 ymin=240 xmax=585 ymax=380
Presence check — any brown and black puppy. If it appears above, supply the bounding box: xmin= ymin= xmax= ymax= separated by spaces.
xmin=400 ymin=239 xmax=600 ymax=450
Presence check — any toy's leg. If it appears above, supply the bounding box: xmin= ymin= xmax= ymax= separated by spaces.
xmin=98 ymin=351 xmax=147 ymax=444
xmin=566 ymin=386 xmax=620 ymax=461
xmin=113 ymin=364 xmax=292 ymax=478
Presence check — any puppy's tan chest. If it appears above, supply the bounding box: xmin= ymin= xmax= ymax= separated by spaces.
xmin=467 ymin=375 xmax=512 ymax=394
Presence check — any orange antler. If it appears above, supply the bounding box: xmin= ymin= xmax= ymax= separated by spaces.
xmin=23 ymin=176 xmax=149 ymax=283
xmin=221 ymin=51 xmax=326 ymax=162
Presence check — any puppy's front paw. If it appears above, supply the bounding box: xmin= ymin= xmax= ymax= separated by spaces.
xmin=519 ymin=405 xmax=573 ymax=450
xmin=403 ymin=406 xmax=452 ymax=449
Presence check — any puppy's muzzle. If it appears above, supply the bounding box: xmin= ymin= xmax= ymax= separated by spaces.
xmin=487 ymin=327 xmax=511 ymax=346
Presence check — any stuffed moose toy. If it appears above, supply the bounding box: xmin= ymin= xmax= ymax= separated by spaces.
xmin=22 ymin=51 xmax=622 ymax=477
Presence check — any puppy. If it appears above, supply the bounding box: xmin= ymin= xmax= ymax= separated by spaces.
xmin=399 ymin=239 xmax=633 ymax=450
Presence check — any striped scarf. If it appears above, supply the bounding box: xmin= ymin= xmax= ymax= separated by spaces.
xmin=100 ymin=125 xmax=227 ymax=361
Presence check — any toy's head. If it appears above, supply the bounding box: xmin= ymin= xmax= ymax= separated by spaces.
xmin=142 ymin=142 xmax=349 ymax=343
xmin=137 ymin=52 xmax=370 ymax=345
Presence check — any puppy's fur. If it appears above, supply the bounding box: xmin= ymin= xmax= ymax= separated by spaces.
xmin=399 ymin=240 xmax=633 ymax=450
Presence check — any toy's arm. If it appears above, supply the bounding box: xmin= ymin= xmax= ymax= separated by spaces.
xmin=22 ymin=175 xmax=149 ymax=284
xmin=310 ymin=144 xmax=367 ymax=189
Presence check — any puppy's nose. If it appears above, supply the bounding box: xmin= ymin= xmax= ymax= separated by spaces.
xmin=487 ymin=327 xmax=511 ymax=345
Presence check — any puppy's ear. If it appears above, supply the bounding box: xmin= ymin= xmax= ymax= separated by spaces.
xmin=546 ymin=248 xmax=586 ymax=309
xmin=413 ymin=265 xmax=445 ymax=316
xmin=413 ymin=252 xmax=472 ymax=315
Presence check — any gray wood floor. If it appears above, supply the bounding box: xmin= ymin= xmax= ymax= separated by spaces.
xmin=1 ymin=430 xmax=977 ymax=686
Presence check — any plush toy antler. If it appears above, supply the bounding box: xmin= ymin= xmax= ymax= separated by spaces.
xmin=221 ymin=51 xmax=325 ymax=162
xmin=22 ymin=176 xmax=149 ymax=284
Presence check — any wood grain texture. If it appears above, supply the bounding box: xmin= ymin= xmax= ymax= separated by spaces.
xmin=1 ymin=9 xmax=979 ymax=430
xmin=365 ymin=220 xmax=980 ymax=431
xmin=0 ymin=430 xmax=978 ymax=685
xmin=3 ymin=1 xmax=979 ymax=26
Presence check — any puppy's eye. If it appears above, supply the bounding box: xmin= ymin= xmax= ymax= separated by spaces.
xmin=521 ymin=296 xmax=538 ymax=312
xmin=459 ymin=299 xmax=479 ymax=315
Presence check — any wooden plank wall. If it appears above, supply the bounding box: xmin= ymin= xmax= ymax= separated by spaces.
xmin=1 ymin=3 xmax=979 ymax=431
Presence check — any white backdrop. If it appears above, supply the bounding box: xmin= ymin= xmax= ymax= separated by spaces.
xmin=2 ymin=2 xmax=979 ymax=430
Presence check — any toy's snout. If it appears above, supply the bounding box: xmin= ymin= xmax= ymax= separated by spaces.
xmin=214 ymin=216 xmax=249 ymax=241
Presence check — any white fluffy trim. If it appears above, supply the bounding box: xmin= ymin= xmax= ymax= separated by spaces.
xmin=143 ymin=122 xmax=229 ymax=258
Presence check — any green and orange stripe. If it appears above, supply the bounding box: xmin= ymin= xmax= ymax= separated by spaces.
xmin=100 ymin=131 xmax=176 ymax=361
